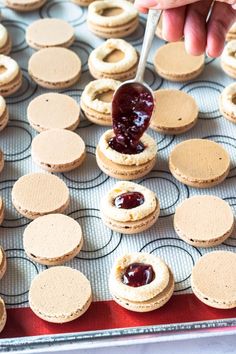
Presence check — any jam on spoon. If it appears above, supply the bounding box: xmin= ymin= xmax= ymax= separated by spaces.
xmin=109 ymin=10 xmax=162 ymax=155
xmin=110 ymin=83 xmax=154 ymax=155
xmin=114 ymin=192 xmax=145 ymax=209
xmin=122 ymin=262 xmax=155 ymax=287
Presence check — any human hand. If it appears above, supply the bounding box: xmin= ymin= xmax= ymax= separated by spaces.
xmin=135 ymin=0 xmax=236 ymax=57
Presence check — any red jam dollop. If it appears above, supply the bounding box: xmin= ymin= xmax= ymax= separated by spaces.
xmin=122 ymin=262 xmax=155 ymax=287
xmin=110 ymin=83 xmax=154 ymax=155
xmin=114 ymin=192 xmax=144 ymax=209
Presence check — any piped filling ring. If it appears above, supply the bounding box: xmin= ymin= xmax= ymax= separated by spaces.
xmin=89 ymin=39 xmax=138 ymax=74
xmin=109 ymin=253 xmax=170 ymax=302
xmin=88 ymin=0 xmax=138 ymax=27
xmin=0 ymin=55 xmax=19 ymax=85
xmin=81 ymin=79 xmax=120 ymax=114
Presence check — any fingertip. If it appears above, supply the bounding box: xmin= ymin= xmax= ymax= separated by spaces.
xmin=184 ymin=39 xmax=205 ymax=56
xmin=206 ymin=40 xmax=225 ymax=58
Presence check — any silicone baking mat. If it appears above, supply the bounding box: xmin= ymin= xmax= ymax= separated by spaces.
xmin=0 ymin=0 xmax=236 ymax=351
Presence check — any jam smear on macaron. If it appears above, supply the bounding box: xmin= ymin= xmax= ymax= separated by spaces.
xmin=114 ymin=192 xmax=144 ymax=209
xmin=122 ymin=262 xmax=155 ymax=287
xmin=110 ymin=83 xmax=154 ymax=155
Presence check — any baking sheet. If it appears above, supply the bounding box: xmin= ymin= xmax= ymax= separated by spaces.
xmin=0 ymin=0 xmax=236 ymax=350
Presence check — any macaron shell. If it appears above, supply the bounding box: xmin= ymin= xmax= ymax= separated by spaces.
xmin=0 ymin=297 xmax=7 ymax=333
xmin=81 ymin=103 xmax=112 ymax=126
xmin=0 ymin=246 xmax=7 ymax=279
xmin=0 ymin=70 xmax=22 ymax=97
xmin=26 ymin=19 xmax=75 ymax=49
xmin=111 ymin=269 xmax=174 ymax=312
xmin=0 ymin=198 xmax=4 ymax=226
xmin=12 ymin=173 xmax=70 ymax=219
xmin=0 ymin=35 xmax=12 ymax=56
xmin=23 ymin=214 xmax=83 ymax=265
xmin=0 ymin=150 xmax=4 ymax=174
xmin=154 ymin=42 xmax=205 ymax=81
xmin=31 ymin=129 xmax=86 ymax=172
xmin=151 ymin=89 xmax=198 ymax=134
xmin=174 ymin=196 xmax=234 ymax=247
xmin=29 ymin=267 xmax=92 ymax=323
xmin=89 ymin=60 xmax=138 ymax=81
xmin=101 ymin=202 xmax=160 ymax=234
xmin=5 ymin=0 xmax=46 ymax=11
xmin=221 ymin=62 xmax=236 ymax=79
xmin=0 ymin=106 xmax=9 ymax=132
xmin=88 ymin=17 xmax=139 ymax=39
xmin=27 ymin=93 xmax=80 ymax=132
xmin=96 ymin=146 xmax=156 ymax=180
xmin=28 ymin=47 xmax=81 ymax=89
xmin=219 ymin=94 xmax=236 ymax=123
xmin=72 ymin=0 xmax=94 ymax=5
xmin=88 ymin=46 xmax=138 ymax=81
xmin=191 ymin=251 xmax=236 ymax=309
xmin=169 ymin=139 xmax=230 ymax=188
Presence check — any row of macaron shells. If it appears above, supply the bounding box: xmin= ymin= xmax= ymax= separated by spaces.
xmin=0 ymin=0 xmax=140 ymax=327
xmin=0 ymin=27 xmax=236 ymax=130
xmin=0 ymin=0 xmax=85 ymax=328
xmin=0 ymin=0 xmax=235 ymax=326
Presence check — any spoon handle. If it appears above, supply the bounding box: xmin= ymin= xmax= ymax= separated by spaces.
xmin=135 ymin=9 xmax=162 ymax=83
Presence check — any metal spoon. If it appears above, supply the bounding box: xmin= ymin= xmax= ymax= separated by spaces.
xmin=111 ymin=10 xmax=162 ymax=151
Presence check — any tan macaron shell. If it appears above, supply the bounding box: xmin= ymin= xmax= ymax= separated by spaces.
xmin=226 ymin=23 xmax=236 ymax=41
xmin=28 ymin=47 xmax=81 ymax=89
xmin=0 ymin=246 xmax=7 ymax=280
xmin=191 ymin=251 xmax=236 ymax=309
xmin=23 ymin=214 xmax=83 ymax=265
xmin=219 ymin=83 xmax=236 ymax=123
xmin=29 ymin=266 xmax=92 ymax=323
xmin=26 ymin=19 xmax=75 ymax=50
xmin=0 ymin=106 xmax=9 ymax=132
xmin=0 ymin=196 xmax=4 ymax=226
xmin=31 ymin=129 xmax=86 ymax=172
xmin=0 ymin=297 xmax=7 ymax=333
xmin=169 ymin=139 xmax=230 ymax=188
xmin=87 ymin=0 xmax=139 ymax=39
xmin=0 ymin=32 xmax=12 ymax=56
xmin=101 ymin=203 xmax=160 ymax=234
xmin=27 ymin=93 xmax=80 ymax=132
xmin=12 ymin=173 xmax=70 ymax=219
xmin=0 ymin=150 xmax=4 ymax=175
xmin=5 ymin=0 xmax=46 ymax=11
xmin=151 ymin=89 xmax=199 ymax=134
xmin=96 ymin=146 xmax=156 ymax=180
xmin=0 ymin=68 xmax=22 ymax=97
xmin=72 ymin=0 xmax=94 ymax=6
xmin=174 ymin=196 xmax=234 ymax=247
xmin=154 ymin=42 xmax=205 ymax=82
